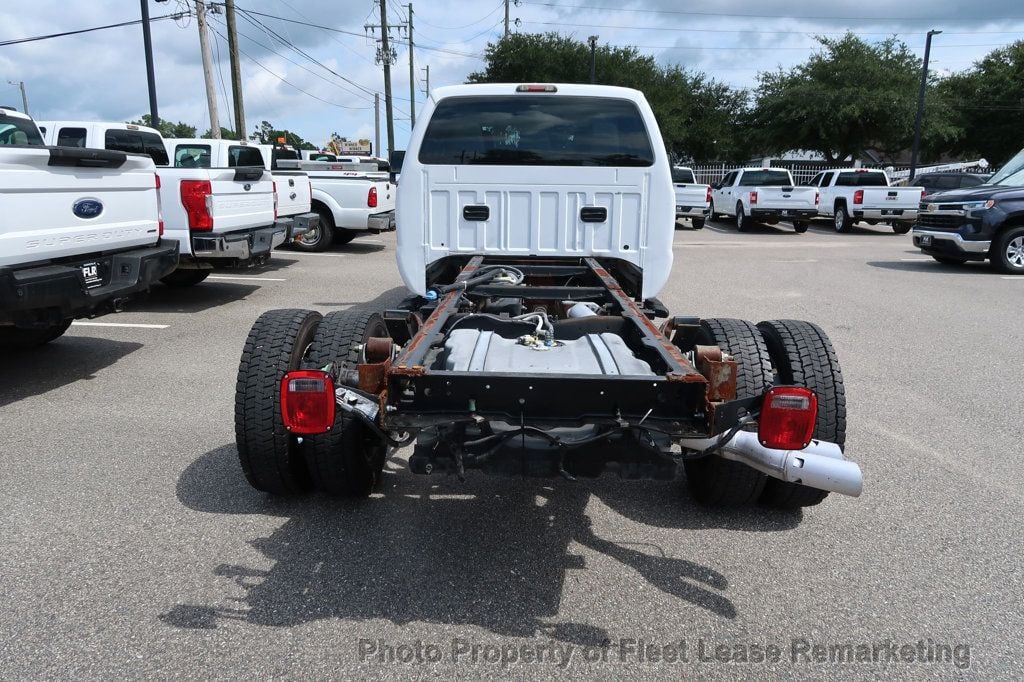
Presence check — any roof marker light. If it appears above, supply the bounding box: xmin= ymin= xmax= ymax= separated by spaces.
xmin=516 ymin=84 xmax=558 ymax=92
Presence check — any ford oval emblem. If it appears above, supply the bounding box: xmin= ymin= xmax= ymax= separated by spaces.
xmin=243 ymin=183 xmax=252 ymax=191
xmin=73 ymin=198 xmax=103 ymax=219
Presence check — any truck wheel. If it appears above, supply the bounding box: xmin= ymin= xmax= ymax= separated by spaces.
xmin=792 ymin=220 xmax=808 ymax=233
xmin=834 ymin=204 xmax=851 ymax=233
xmin=932 ymin=255 xmax=967 ymax=266
xmin=160 ymin=269 xmax=210 ymax=287
xmin=292 ymin=206 xmax=335 ymax=252
xmin=892 ymin=222 xmax=912 ymax=235
xmin=756 ymin=320 xmax=846 ymax=509
xmin=991 ymin=227 xmax=1024 ymax=274
xmin=735 ymin=202 xmax=749 ymax=232
xmin=708 ymin=200 xmax=719 ymax=220
xmin=679 ymin=319 xmax=771 ymax=507
xmin=0 ymin=319 xmax=73 ymax=349
xmin=301 ymin=309 xmax=390 ymax=497
xmin=691 ymin=217 xmax=706 ymax=230
xmin=234 ymin=308 xmax=322 ymax=495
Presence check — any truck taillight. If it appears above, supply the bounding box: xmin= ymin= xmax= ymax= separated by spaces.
xmin=368 ymin=185 xmax=378 ymax=208
xmin=815 ymin=191 xmax=820 ymax=205
xmin=853 ymin=189 xmax=864 ymax=205
xmin=155 ymin=173 xmax=164 ymax=237
xmin=750 ymin=191 xmax=758 ymax=205
xmin=273 ymin=181 xmax=278 ymax=220
xmin=180 ymin=179 xmax=213 ymax=231
xmin=758 ymin=386 xmax=818 ymax=451
xmin=921 ymin=189 xmax=927 ymax=201
xmin=705 ymin=185 xmax=712 ymax=203
xmin=280 ymin=370 xmax=335 ymax=434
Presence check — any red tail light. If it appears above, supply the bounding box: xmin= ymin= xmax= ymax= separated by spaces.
xmin=750 ymin=191 xmax=758 ymax=205
xmin=180 ymin=179 xmax=213 ymax=231
xmin=367 ymin=186 xmax=378 ymax=208
xmin=758 ymin=386 xmax=818 ymax=450
xmin=705 ymin=185 xmax=712 ymax=203
xmin=853 ymin=189 xmax=864 ymax=205
xmin=921 ymin=189 xmax=927 ymax=200
xmin=280 ymin=370 xmax=336 ymax=435
xmin=272 ymin=180 xmax=278 ymax=220
xmin=154 ymin=173 xmax=164 ymax=237
xmin=814 ymin=191 xmax=820 ymax=205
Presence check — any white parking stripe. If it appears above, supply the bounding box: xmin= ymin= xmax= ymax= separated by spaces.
xmin=71 ymin=322 xmax=168 ymax=329
xmin=280 ymin=251 xmax=347 ymax=258
xmin=207 ymin=275 xmax=287 ymax=282
xmin=676 ymin=242 xmax=857 ymax=248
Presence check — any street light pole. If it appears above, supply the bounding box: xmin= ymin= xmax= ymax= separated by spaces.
xmin=910 ymin=29 xmax=942 ymax=181
xmin=140 ymin=0 xmax=160 ymax=128
xmin=588 ymin=35 xmax=598 ymax=84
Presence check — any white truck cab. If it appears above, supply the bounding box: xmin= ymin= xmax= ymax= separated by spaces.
xmin=37 ymin=120 xmax=169 ymax=166
xmin=396 ymin=83 xmax=674 ymax=300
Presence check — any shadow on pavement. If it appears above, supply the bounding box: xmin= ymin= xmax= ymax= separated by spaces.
xmin=866 ymin=260 xmax=994 ymax=276
xmin=312 ymin=285 xmax=411 ymax=310
xmin=130 ymin=281 xmax=261 ymax=314
xmin=0 ymin=335 xmax=142 ymax=407
xmin=167 ymin=443 xmax=802 ymax=636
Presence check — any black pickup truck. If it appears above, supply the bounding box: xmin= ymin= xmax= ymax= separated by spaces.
xmin=911 ymin=153 xmax=1024 ymax=273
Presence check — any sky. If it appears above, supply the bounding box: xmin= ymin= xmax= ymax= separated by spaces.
xmin=2 ymin=0 xmax=1023 ymax=156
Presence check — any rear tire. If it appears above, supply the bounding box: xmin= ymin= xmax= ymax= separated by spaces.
xmin=292 ymin=206 xmax=335 ymax=252
xmin=302 ymin=309 xmax=390 ymax=497
xmin=160 ymin=269 xmax=210 ymax=287
xmin=792 ymin=220 xmax=808 ymax=233
xmin=735 ymin=202 xmax=749 ymax=232
xmin=756 ymin=320 xmax=846 ymax=509
xmin=708 ymin=200 xmax=719 ymax=220
xmin=0 ymin=319 xmax=73 ymax=349
xmin=678 ymin=319 xmax=771 ymax=507
xmin=834 ymin=204 xmax=851 ymax=233
xmin=234 ymin=308 xmax=322 ymax=495
xmin=892 ymin=222 xmax=912 ymax=235
xmin=691 ymin=217 xmax=705 ymax=230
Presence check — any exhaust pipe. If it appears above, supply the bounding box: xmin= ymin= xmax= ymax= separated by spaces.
xmin=717 ymin=430 xmax=863 ymax=497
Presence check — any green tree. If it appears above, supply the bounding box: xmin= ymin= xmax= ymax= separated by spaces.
xmin=248 ymin=120 xmax=316 ymax=149
xmin=467 ymin=33 xmax=749 ymax=162
xmin=932 ymin=41 xmax=1024 ymax=164
xmin=128 ymin=114 xmax=196 ymax=138
xmin=748 ymin=34 xmax=953 ymax=162
xmin=201 ymin=126 xmax=240 ymax=140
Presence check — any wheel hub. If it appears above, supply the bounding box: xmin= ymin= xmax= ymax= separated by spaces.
xmin=1007 ymin=236 xmax=1024 ymax=268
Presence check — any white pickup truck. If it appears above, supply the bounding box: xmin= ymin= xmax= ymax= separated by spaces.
xmin=38 ymin=121 xmax=284 ymax=286
xmin=268 ymin=147 xmax=396 ymax=251
xmin=710 ymin=167 xmax=818 ymax=233
xmin=0 ymin=109 xmax=177 ymax=348
xmin=810 ymin=168 xmax=922 ymax=234
xmin=164 ymin=137 xmax=318 ymax=243
xmin=672 ymin=165 xmax=709 ymax=230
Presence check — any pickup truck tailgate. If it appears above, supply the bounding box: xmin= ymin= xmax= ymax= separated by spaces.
xmin=859 ymin=187 xmax=921 ymax=209
xmin=207 ymin=168 xmax=275 ymax=232
xmin=0 ymin=147 xmax=159 ymax=267
xmin=271 ymin=170 xmax=312 ymax=217
xmin=753 ymin=186 xmax=817 ymax=208
xmin=674 ymin=183 xmax=707 ymax=207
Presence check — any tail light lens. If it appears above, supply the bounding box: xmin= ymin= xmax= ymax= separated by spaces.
xmin=272 ymin=180 xmax=279 ymax=220
xmin=705 ymin=185 xmax=712 ymax=203
xmin=367 ymin=185 xmax=378 ymax=208
xmin=921 ymin=189 xmax=927 ymax=201
xmin=180 ymin=179 xmax=213 ymax=231
xmin=154 ymin=173 xmax=164 ymax=237
xmin=815 ymin=191 xmax=820 ymax=205
xmin=280 ymin=370 xmax=336 ymax=435
xmin=750 ymin=191 xmax=758 ymax=205
xmin=758 ymin=386 xmax=818 ymax=450
xmin=853 ymin=189 xmax=864 ymax=205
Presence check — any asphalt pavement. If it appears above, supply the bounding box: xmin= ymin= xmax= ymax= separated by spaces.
xmin=1 ymin=218 xmax=1021 ymax=678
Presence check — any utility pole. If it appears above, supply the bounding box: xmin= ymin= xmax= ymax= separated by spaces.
xmin=910 ymin=29 xmax=941 ymax=180
xmin=504 ymin=0 xmax=510 ymax=37
xmin=139 ymin=0 xmax=159 ymax=127
xmin=225 ymin=0 xmax=245 ymax=138
xmin=8 ymin=81 xmax=29 ymax=116
xmin=421 ymin=65 xmax=430 ymax=96
xmin=407 ymin=3 xmax=415 ymax=128
xmin=195 ymin=0 xmax=221 ymax=138
xmin=366 ymin=0 xmax=403 ymax=156
xmin=588 ymin=35 xmax=598 ymax=84
xmin=374 ymin=92 xmax=380 ymax=158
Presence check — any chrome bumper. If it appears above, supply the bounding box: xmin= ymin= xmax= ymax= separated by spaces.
xmin=855 ymin=208 xmax=917 ymax=221
xmin=912 ymin=228 xmax=991 ymax=254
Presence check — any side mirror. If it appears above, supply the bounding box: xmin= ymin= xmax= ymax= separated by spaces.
xmin=389 ymin=150 xmax=405 ymax=185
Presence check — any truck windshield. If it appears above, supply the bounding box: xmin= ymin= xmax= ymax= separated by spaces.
xmin=672 ymin=167 xmax=696 ymax=183
xmin=987 ymin=148 xmax=1024 ymax=187
xmin=835 ymin=171 xmax=888 ymax=187
xmin=0 ymin=117 xmax=44 ymax=145
xmin=418 ymin=95 xmax=654 ymax=166
xmin=741 ymin=170 xmax=792 ymax=186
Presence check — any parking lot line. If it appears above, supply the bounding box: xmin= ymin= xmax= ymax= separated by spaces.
xmin=279 ymin=251 xmax=348 ymax=258
xmin=207 ymin=275 xmax=287 ymax=282
xmin=676 ymin=242 xmax=857 ymax=248
xmin=71 ymin=321 xmax=169 ymax=329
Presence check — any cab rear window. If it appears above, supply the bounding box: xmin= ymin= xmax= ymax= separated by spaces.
xmin=672 ymin=168 xmax=696 ymax=183
xmin=418 ymin=95 xmax=654 ymax=166
xmin=105 ymin=129 xmax=169 ymax=165
xmin=740 ymin=170 xmax=792 ymax=186
xmin=835 ymin=171 xmax=888 ymax=187
xmin=174 ymin=144 xmax=212 ymax=168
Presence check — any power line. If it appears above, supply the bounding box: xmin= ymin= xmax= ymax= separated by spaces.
xmin=528 ymin=1 xmax=1024 ymax=23
xmin=0 ymin=13 xmax=184 ymax=47
xmin=416 ymin=1 xmax=504 ymax=30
